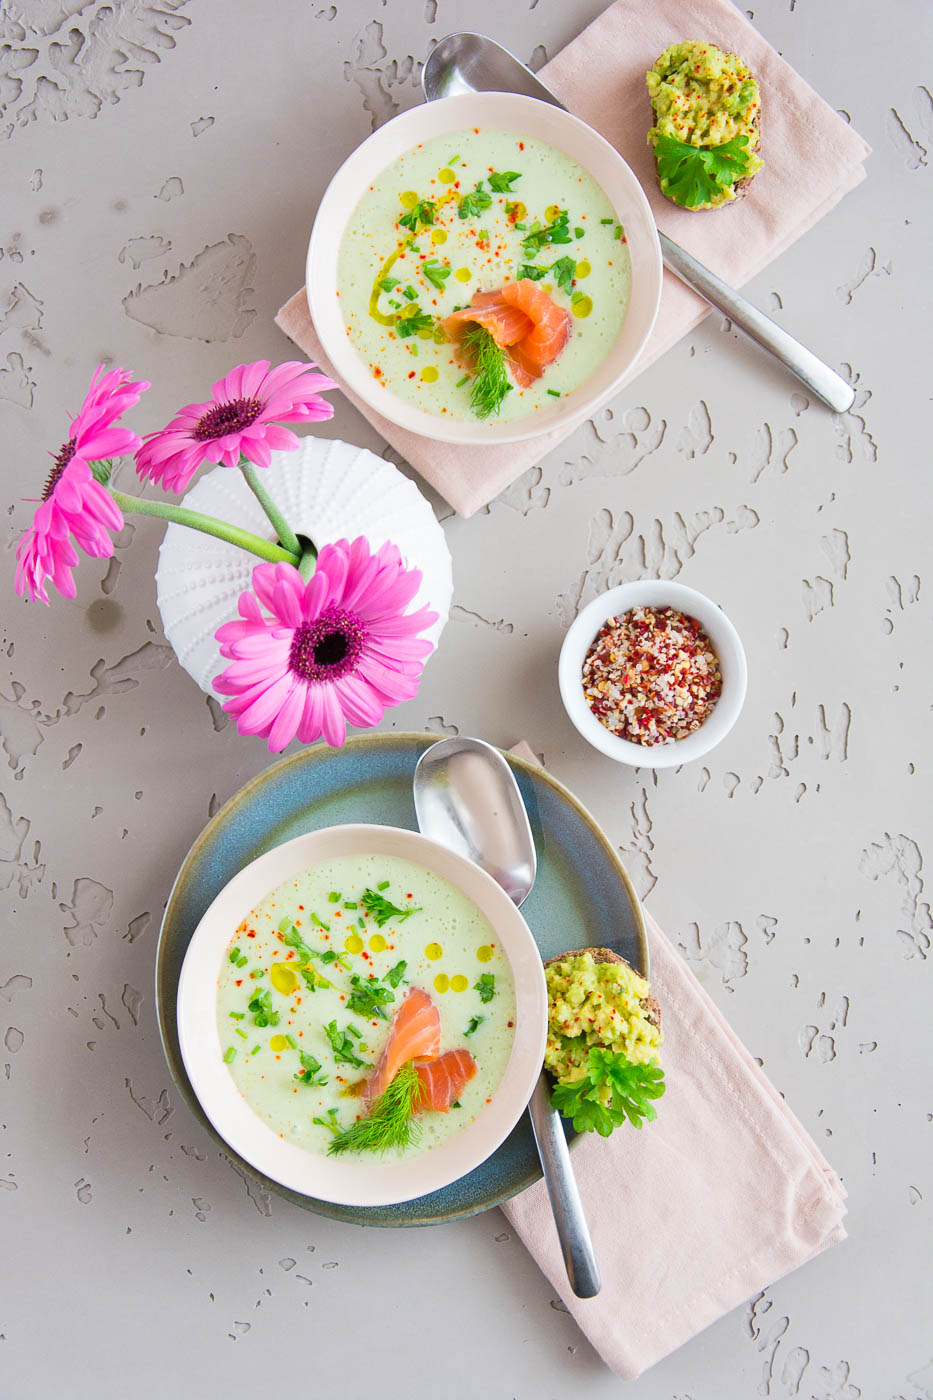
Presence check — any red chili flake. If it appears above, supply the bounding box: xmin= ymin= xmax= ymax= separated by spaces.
xmin=234 ymin=979 xmax=242 ymax=987
xmin=246 ymin=930 xmax=256 ymax=938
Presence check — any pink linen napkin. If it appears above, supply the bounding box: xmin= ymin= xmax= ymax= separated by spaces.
xmin=501 ymin=741 xmax=847 ymax=1381
xmin=276 ymin=0 xmax=869 ymax=516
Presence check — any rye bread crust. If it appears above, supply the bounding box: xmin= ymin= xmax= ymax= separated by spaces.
xmin=544 ymin=946 xmax=661 ymax=1031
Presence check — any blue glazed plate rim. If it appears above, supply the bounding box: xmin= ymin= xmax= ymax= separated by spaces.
xmin=154 ymin=732 xmax=646 ymax=1226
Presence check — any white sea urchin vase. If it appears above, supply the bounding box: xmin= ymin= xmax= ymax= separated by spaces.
xmin=155 ymin=438 xmax=453 ymax=698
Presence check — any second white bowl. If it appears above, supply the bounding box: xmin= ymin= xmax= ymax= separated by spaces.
xmin=558 ymin=581 xmax=748 ymax=768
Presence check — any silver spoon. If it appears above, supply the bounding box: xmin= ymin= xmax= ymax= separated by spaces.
xmin=422 ymin=32 xmax=855 ymax=413
xmin=413 ymin=736 xmax=601 ymax=1299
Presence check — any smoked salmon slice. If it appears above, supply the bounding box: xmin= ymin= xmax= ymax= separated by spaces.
xmin=415 ymin=1049 xmax=478 ymax=1113
xmin=500 ymin=279 xmax=571 ymax=370
xmin=363 ymin=988 xmax=440 ymax=1102
xmin=442 ymin=290 xmax=533 ymax=348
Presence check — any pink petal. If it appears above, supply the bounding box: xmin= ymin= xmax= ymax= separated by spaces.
xmin=319 ymin=685 xmax=347 ymax=747
xmin=266 ymin=679 xmax=305 ymax=752
xmin=297 ymin=685 xmax=324 ymax=744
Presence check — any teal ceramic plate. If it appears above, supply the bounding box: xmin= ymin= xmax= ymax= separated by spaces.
xmin=155 ymin=733 xmax=646 ymax=1226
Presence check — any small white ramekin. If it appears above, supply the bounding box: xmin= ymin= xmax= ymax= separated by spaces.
xmin=558 ymin=581 xmax=747 ymax=768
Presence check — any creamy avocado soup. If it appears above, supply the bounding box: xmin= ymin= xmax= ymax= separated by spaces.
xmin=216 ymin=854 xmax=516 ymax=1160
xmin=336 ymin=129 xmax=632 ymax=423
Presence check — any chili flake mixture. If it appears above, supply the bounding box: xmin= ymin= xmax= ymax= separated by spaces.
xmin=582 ymin=606 xmax=722 ymax=746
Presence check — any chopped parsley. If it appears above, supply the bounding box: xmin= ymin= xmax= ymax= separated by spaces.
xmin=398 ymin=198 xmax=436 ymax=233
xmin=361 ymin=888 xmax=422 ymax=926
xmin=517 ymin=262 xmax=548 ymax=281
xmin=313 ymin=1108 xmax=343 ymax=1137
xmin=346 ymin=973 xmax=396 ymax=1021
xmin=474 ymin=973 xmax=496 ymax=1003
xmin=488 ymin=170 xmax=521 ymax=192
xmin=385 ymin=960 xmax=408 ymax=989
xmin=521 ymin=209 xmax=571 ymax=257
xmin=574 ymin=225 xmax=585 ymax=238
xmin=457 ymin=181 xmax=492 ymax=219
xmin=551 ymin=1048 xmax=665 ymax=1136
xmin=294 ymin=1050 xmax=328 ymax=1087
xmin=423 ymin=258 xmax=451 ymax=291
xmin=324 ymin=1020 xmax=371 ymax=1069
xmin=465 ymin=1015 xmax=485 ymax=1037
xmin=248 ymin=990 xmax=279 ymax=1028
xmin=549 ymin=256 xmax=576 ymax=294
xmin=652 ymin=131 xmax=752 ymax=209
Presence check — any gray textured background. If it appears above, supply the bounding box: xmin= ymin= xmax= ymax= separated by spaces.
xmin=1 ymin=2 xmax=931 ymax=1396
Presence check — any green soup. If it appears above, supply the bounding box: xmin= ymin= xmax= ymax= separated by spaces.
xmin=336 ymin=128 xmax=631 ymax=423
xmin=216 ymin=854 xmax=517 ymax=1160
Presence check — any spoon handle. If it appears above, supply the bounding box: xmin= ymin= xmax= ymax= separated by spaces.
xmin=528 ymin=1072 xmax=601 ymax=1298
xmin=657 ymin=234 xmax=855 ymax=412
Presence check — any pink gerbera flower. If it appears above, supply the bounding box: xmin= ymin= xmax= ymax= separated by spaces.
xmin=15 ymin=365 xmax=149 ymax=604
xmin=214 ymin=538 xmax=438 ymax=751
xmin=135 ymin=359 xmax=336 ymax=494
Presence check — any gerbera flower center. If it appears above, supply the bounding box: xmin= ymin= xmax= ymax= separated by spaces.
xmin=289 ymin=606 xmax=366 ymax=683
xmin=42 ymin=438 xmax=77 ymax=500
xmin=192 ymin=396 xmax=264 ymax=442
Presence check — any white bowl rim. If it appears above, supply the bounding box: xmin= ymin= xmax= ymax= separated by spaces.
xmin=558 ymin=581 xmax=748 ymax=768
xmin=177 ymin=823 xmax=547 ymax=1206
xmin=306 ymin=91 xmax=662 ymax=446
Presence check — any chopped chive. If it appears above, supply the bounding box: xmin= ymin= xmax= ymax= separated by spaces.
xmin=600 ymin=217 xmax=613 ymax=225
xmin=229 ymin=946 xmax=241 ymax=963
xmin=328 ymin=891 xmax=341 ymax=903
xmin=249 ymin=968 xmax=264 ymax=979
xmin=614 ymin=224 xmax=623 ymax=239
xmin=347 ymin=1023 xmax=362 ymax=1039
xmin=403 ymin=285 xmax=417 ymax=300
xmin=223 ymin=1047 xmax=236 ymax=1063
xmin=229 ymin=1011 xmax=244 ymax=1020
xmin=358 ymin=917 xmax=366 ymax=929
xmin=448 ymin=154 xmax=459 ymax=164
xmin=547 ymin=388 xmax=561 ymax=397
xmin=278 ymin=917 xmax=292 ymax=932
xmin=574 ymin=226 xmax=585 ymax=238
xmin=311 ymin=913 xmax=330 ymax=931
xmin=388 ymin=298 xmax=401 ymax=309
xmin=377 ymin=880 xmax=391 ymax=891
xmin=455 ymin=375 xmax=469 ymax=388
xmin=250 ymin=1045 xmax=260 ymax=1055
xmin=343 ymin=900 xmax=358 ymax=909
xmin=285 ymin=1034 xmax=297 ymax=1049
xmin=514 ymin=222 xmax=527 ymax=230
xmin=235 ymin=1028 xmax=248 ymax=1040
xmin=236 ymin=955 xmax=248 ymax=968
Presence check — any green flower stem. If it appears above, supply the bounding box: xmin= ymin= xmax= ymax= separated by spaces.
xmin=298 ymin=542 xmax=318 ymax=583
xmin=110 ymin=490 xmax=300 ymax=565
xmin=239 ymin=460 xmax=302 ymax=557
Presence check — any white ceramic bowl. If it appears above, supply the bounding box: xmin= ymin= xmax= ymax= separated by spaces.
xmin=558 ymin=582 xmax=748 ymax=769
xmin=306 ymin=92 xmax=662 ymax=446
xmin=177 ymin=824 xmax=547 ymax=1207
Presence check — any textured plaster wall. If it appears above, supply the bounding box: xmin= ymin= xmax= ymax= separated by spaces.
xmin=0 ymin=2 xmax=930 ymax=1398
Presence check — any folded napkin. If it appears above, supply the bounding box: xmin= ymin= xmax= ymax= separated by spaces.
xmin=277 ymin=0 xmax=869 ymax=516
xmin=500 ymin=742 xmax=847 ymax=1381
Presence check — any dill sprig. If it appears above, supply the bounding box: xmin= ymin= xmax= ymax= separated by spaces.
xmin=327 ymin=1061 xmax=423 ymax=1156
xmin=462 ymin=324 xmax=512 ymax=420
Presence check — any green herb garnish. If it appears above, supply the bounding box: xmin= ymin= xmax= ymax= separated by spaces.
xmin=377 ymin=880 xmax=391 ymax=891
xmin=328 ymin=1062 xmax=423 ymax=1156
xmin=311 ymin=912 xmax=330 ymax=931
xmin=489 ymin=170 xmax=521 ymax=192
xmin=235 ymin=1027 xmax=247 ymax=1039
xmin=399 ymin=198 xmax=436 ymax=233
xmin=474 ymin=973 xmax=496 ymax=1003
xmin=458 ymin=182 xmax=492 ymax=219
xmin=346 ymin=973 xmax=396 ymax=1021
xmin=229 ymin=1011 xmax=244 ymax=1020
xmin=395 ymin=311 xmax=434 ymax=339
xmin=652 ymin=131 xmax=752 ymax=209
xmin=324 ymin=1020 xmax=370 ymax=1069
xmin=465 ymin=1015 xmax=485 ymax=1036
xmin=547 ymin=389 xmax=561 ymax=397
xmin=313 ymin=1108 xmax=343 ymax=1137
xmin=235 ymin=955 xmax=248 ymax=969
xmin=344 ymin=900 xmax=358 ymax=909
xmin=360 ymin=888 xmax=422 ymax=926
xmin=423 ymin=258 xmax=451 ymax=291
xmin=521 ymin=209 xmax=571 ymax=257
xmin=223 ymin=1046 xmax=236 ymax=1063
xmin=455 ymin=375 xmax=469 ymax=388
xmin=378 ymin=276 xmax=399 ymax=292
xmin=250 ymin=1045 xmax=260 ymax=1055
xmin=248 ymin=990 xmax=279 ymax=1028
xmin=229 ymin=946 xmax=241 ymax=963
xmin=385 ymin=960 xmax=408 ymax=989
xmin=328 ymin=891 xmax=341 ymax=903
xmin=517 ymin=262 xmax=548 ymax=281
xmin=574 ymin=225 xmax=585 ymax=238
xmin=281 ymin=924 xmax=347 ymax=973
xmin=550 ymin=255 xmax=576 ymax=294
xmin=550 ymin=1048 xmax=665 ymax=1136
xmin=295 ymin=1050 xmax=328 ymax=1087
xmin=600 ymin=217 xmax=613 ymax=225
xmin=462 ymin=324 xmax=512 ymax=420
